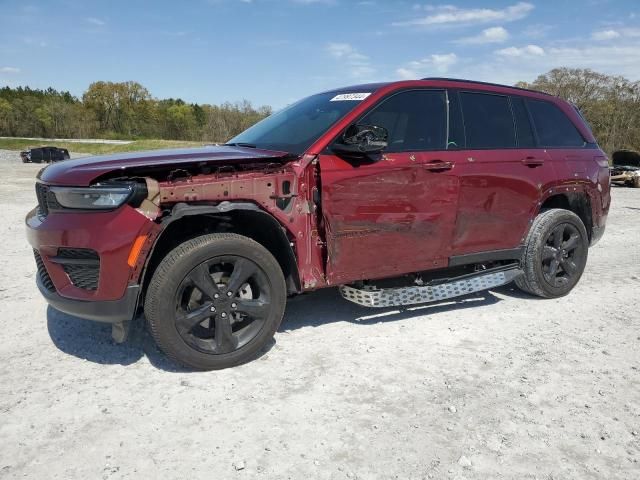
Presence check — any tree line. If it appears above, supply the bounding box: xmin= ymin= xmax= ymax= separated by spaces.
xmin=516 ymin=68 xmax=640 ymax=155
xmin=0 ymin=81 xmax=272 ymax=142
xmin=0 ymin=69 xmax=638 ymax=153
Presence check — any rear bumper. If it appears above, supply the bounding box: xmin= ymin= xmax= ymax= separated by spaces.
xmin=590 ymin=224 xmax=606 ymax=247
xmin=38 ymin=274 xmax=140 ymax=323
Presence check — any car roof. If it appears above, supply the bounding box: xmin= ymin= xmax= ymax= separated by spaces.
xmin=324 ymin=78 xmax=551 ymax=98
xmin=421 ymin=77 xmax=552 ymax=96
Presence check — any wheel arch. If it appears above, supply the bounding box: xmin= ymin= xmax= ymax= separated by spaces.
xmin=536 ymin=190 xmax=593 ymax=241
xmin=139 ymin=202 xmax=301 ymax=303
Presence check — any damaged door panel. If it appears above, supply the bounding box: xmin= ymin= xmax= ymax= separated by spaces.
xmin=319 ymin=152 xmax=459 ymax=285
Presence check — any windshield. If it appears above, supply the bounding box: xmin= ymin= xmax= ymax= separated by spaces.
xmin=227 ymin=91 xmax=373 ymax=155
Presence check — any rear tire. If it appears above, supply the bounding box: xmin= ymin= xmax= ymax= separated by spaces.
xmin=144 ymin=233 xmax=286 ymax=370
xmin=515 ymin=209 xmax=589 ymax=298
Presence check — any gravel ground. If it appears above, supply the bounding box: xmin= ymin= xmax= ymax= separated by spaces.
xmin=0 ymin=149 xmax=638 ymax=479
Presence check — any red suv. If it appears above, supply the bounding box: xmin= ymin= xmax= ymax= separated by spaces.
xmin=26 ymin=78 xmax=611 ymax=370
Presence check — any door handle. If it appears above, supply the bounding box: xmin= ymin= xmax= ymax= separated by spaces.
xmin=521 ymin=156 xmax=544 ymax=167
xmin=423 ymin=160 xmax=453 ymax=171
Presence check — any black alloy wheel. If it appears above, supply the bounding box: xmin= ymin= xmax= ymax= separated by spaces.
xmin=515 ymin=208 xmax=589 ymax=298
xmin=175 ymin=256 xmax=271 ymax=355
xmin=145 ymin=233 xmax=287 ymax=370
xmin=540 ymin=223 xmax=586 ymax=288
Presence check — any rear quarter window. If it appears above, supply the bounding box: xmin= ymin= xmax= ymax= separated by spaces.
xmin=526 ymin=99 xmax=585 ymax=147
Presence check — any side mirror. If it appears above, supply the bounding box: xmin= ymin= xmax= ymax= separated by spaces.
xmin=332 ymin=124 xmax=388 ymax=155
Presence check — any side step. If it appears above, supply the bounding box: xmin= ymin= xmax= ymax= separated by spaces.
xmin=339 ymin=265 xmax=523 ymax=308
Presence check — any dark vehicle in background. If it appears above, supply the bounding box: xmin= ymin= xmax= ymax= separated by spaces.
xmin=610 ymin=149 xmax=640 ymax=188
xmin=26 ymin=78 xmax=611 ymax=370
xmin=21 ymin=146 xmax=70 ymax=164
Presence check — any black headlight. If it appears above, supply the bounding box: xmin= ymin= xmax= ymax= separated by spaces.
xmin=49 ymin=182 xmax=146 ymax=211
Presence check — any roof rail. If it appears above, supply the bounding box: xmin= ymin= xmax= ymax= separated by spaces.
xmin=420 ymin=77 xmax=551 ymax=96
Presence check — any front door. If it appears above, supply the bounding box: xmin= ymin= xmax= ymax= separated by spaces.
xmin=319 ymin=89 xmax=460 ymax=285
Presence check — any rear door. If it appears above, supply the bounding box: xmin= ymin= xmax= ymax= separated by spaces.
xmin=449 ymin=91 xmax=555 ymax=256
xmin=525 ymin=98 xmax=590 ymax=180
xmin=319 ymin=89 xmax=460 ymax=285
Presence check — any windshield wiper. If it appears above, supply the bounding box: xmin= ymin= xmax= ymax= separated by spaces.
xmin=223 ymin=142 xmax=257 ymax=148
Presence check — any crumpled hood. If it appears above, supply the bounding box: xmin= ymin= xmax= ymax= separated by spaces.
xmin=611 ymin=149 xmax=640 ymax=169
xmin=38 ymin=145 xmax=292 ymax=185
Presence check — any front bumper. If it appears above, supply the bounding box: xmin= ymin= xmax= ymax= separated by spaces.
xmin=26 ymin=204 xmax=153 ymax=322
xmin=37 ymin=274 xmax=140 ymax=323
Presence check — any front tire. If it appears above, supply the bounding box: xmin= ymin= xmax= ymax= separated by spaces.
xmin=515 ymin=209 xmax=589 ymax=298
xmin=144 ymin=233 xmax=286 ymax=370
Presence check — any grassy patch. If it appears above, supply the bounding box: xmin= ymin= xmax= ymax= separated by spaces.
xmin=0 ymin=138 xmax=206 ymax=155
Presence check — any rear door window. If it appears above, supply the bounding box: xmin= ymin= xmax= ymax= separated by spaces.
xmin=526 ymin=99 xmax=585 ymax=147
xmin=460 ymin=92 xmax=516 ymax=149
xmin=360 ymin=90 xmax=447 ymax=152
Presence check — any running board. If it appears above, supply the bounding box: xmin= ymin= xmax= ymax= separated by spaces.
xmin=339 ymin=266 xmax=523 ymax=308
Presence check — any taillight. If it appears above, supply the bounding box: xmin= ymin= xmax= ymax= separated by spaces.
xmin=594 ymin=156 xmax=609 ymax=168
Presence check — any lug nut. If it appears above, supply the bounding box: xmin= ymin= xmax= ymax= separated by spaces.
xmin=210 ymin=306 xmax=216 ymax=312
xmin=221 ymin=312 xmax=227 ymax=318
xmin=227 ymin=291 xmax=233 ymax=297
xmin=231 ymin=302 xmax=237 ymax=309
xmin=214 ymin=293 xmax=220 ymax=299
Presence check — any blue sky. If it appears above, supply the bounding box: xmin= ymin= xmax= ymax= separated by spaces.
xmin=1 ymin=0 xmax=639 ymax=108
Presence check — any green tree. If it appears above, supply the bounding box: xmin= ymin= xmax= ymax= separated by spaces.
xmin=0 ymin=81 xmax=271 ymax=141
xmin=83 ymin=81 xmax=152 ymax=136
xmin=0 ymin=98 xmax=13 ymax=134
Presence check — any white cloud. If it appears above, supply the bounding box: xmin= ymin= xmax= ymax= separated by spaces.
xmin=394 ymin=2 xmax=533 ymax=27
xmin=455 ymin=41 xmax=640 ymax=86
xmin=85 ymin=17 xmax=106 ymax=26
xmin=545 ymin=44 xmax=640 ymax=72
xmin=326 ymin=43 xmax=375 ymax=79
xmin=396 ymin=53 xmax=458 ymax=79
xmin=496 ymin=44 xmax=545 ymax=57
xmin=522 ymin=24 xmax=552 ymax=39
xmin=24 ymin=37 xmax=48 ymax=47
xmin=456 ymin=26 xmax=509 ymax=44
xmin=592 ymin=29 xmax=621 ymax=41
xmin=621 ymin=28 xmax=640 ymax=37
xmin=327 ymin=43 xmax=368 ymax=62
xmin=0 ymin=67 xmax=20 ymax=74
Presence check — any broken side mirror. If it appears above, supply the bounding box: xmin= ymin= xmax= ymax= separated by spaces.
xmin=332 ymin=124 xmax=388 ymax=156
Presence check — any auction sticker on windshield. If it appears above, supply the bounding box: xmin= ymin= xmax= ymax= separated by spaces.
xmin=330 ymin=93 xmax=371 ymax=102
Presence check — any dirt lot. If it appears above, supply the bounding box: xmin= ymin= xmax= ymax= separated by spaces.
xmin=0 ymin=150 xmax=638 ymax=479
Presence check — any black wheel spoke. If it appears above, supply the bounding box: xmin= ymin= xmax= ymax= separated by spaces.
xmin=236 ymin=298 xmax=269 ymax=319
xmin=563 ymin=233 xmax=580 ymax=252
xmin=227 ymin=258 xmax=257 ymax=293
xmin=176 ymin=303 xmax=214 ymax=333
xmin=552 ymin=225 xmax=565 ymax=248
xmin=188 ymin=263 xmax=220 ymax=300
xmin=548 ymin=258 xmax=560 ymax=278
xmin=561 ymin=258 xmax=578 ymax=276
xmin=542 ymin=245 xmax=557 ymax=260
xmin=214 ymin=315 xmax=237 ymax=353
